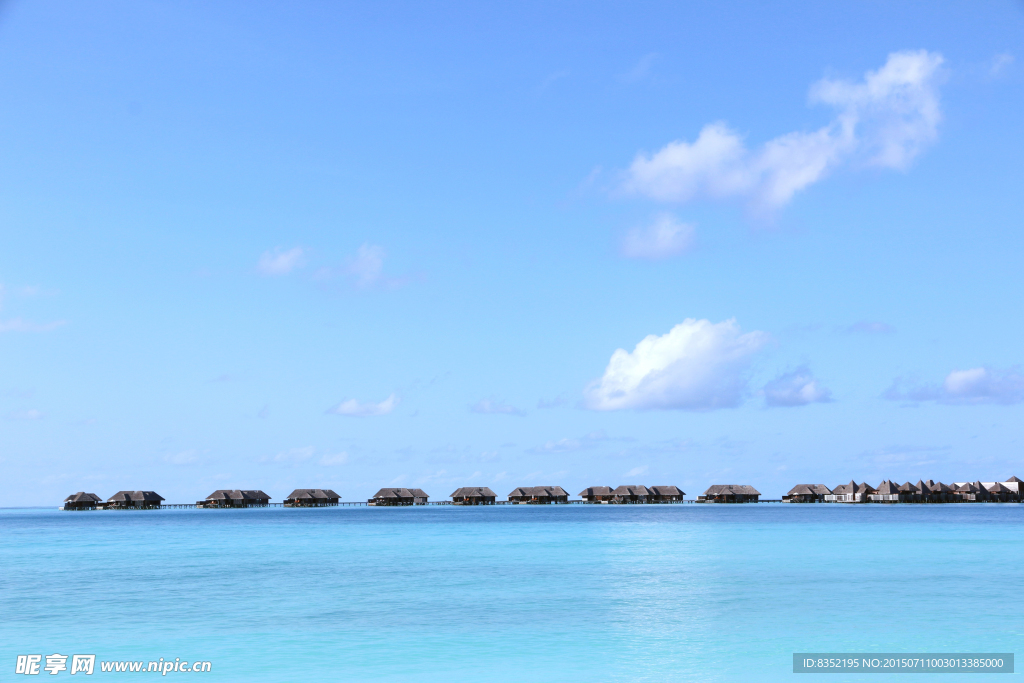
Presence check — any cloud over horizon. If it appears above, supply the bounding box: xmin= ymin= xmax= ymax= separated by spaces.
xmin=763 ymin=366 xmax=833 ymax=407
xmin=258 ymin=247 xmax=305 ymax=276
xmin=328 ymin=394 xmax=399 ymax=417
xmin=884 ymin=367 xmax=1024 ymax=405
xmin=621 ymin=50 xmax=944 ymax=213
xmin=621 ymin=213 xmax=695 ymax=260
xmin=585 ymin=318 xmax=769 ymax=411
xmin=470 ymin=398 xmax=526 ymax=416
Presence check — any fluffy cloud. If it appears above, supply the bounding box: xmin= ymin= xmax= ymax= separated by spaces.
xmin=470 ymin=398 xmax=526 ymax=416
xmin=763 ymin=367 xmax=833 ymax=407
xmin=328 ymin=394 xmax=399 ymax=417
xmin=348 ymin=243 xmax=385 ymax=288
xmin=584 ymin=318 xmax=769 ymax=411
xmin=621 ymin=213 xmax=695 ymax=260
xmin=884 ymin=367 xmax=1024 ymax=405
xmin=319 ymin=452 xmax=349 ymax=466
xmin=622 ymin=51 xmax=944 ymax=212
xmin=258 ymin=247 xmax=305 ymax=276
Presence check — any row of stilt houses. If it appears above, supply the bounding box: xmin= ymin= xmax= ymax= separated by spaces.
xmin=61 ymin=477 xmax=1023 ymax=509
xmin=782 ymin=477 xmax=1024 ymax=503
xmin=63 ymin=484 xmax=701 ymax=508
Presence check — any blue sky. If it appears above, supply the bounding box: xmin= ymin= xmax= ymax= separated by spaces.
xmin=1 ymin=0 xmax=1022 ymax=505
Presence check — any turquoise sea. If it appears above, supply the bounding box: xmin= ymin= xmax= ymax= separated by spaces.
xmin=2 ymin=504 xmax=1022 ymax=681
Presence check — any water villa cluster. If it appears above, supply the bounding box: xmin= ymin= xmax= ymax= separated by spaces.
xmin=60 ymin=477 xmax=1022 ymax=510
xmin=782 ymin=477 xmax=1023 ymax=503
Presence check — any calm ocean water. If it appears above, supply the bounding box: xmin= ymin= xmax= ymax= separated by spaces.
xmin=2 ymin=504 xmax=1021 ymax=681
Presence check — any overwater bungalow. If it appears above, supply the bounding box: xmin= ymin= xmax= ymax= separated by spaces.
xmin=610 ymin=485 xmax=652 ymax=503
xmin=698 ymin=485 xmax=760 ymax=503
xmin=649 ymin=485 xmax=685 ymax=502
xmin=62 ymin=492 xmax=102 ymax=510
xmin=824 ymin=481 xmax=875 ymax=503
xmin=985 ymin=482 xmax=1015 ymax=502
xmin=918 ymin=480 xmax=953 ymax=503
xmin=103 ymin=491 xmax=165 ymax=509
xmin=898 ymin=481 xmax=921 ymax=502
xmin=283 ymin=489 xmax=341 ymax=507
xmin=507 ymin=486 xmax=569 ymax=504
xmin=198 ymin=490 xmax=271 ymax=508
xmin=953 ymin=481 xmax=989 ymax=502
xmin=450 ymin=487 xmax=497 ymax=505
xmin=981 ymin=477 xmax=1022 ymax=502
xmin=782 ymin=484 xmax=831 ymax=503
xmin=868 ymin=480 xmax=902 ymax=503
xmin=368 ymin=488 xmax=428 ymax=506
xmin=578 ymin=486 xmax=614 ymax=503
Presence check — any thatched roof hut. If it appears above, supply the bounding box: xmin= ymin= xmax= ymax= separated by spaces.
xmin=610 ymin=485 xmax=652 ymax=503
xmin=649 ymin=485 xmax=685 ymax=502
xmin=578 ymin=486 xmax=614 ymax=502
xmin=198 ymin=490 xmax=272 ymax=508
xmin=62 ymin=492 xmax=102 ymax=510
xmin=507 ymin=486 xmax=569 ymax=504
xmin=825 ymin=481 xmax=874 ymax=503
xmin=104 ymin=491 xmax=165 ymax=509
xmin=782 ymin=484 xmax=831 ymax=503
xmin=698 ymin=485 xmax=760 ymax=503
xmin=369 ymin=488 xmax=429 ymax=506
xmin=283 ymin=489 xmax=341 ymax=507
xmin=450 ymin=487 xmax=497 ymax=505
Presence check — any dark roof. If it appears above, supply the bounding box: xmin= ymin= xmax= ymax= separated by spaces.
xmin=205 ymin=490 xmax=271 ymax=501
xmin=1006 ymin=476 xmax=1023 ymax=483
xmin=107 ymin=491 xmax=165 ymax=502
xmin=285 ymin=488 xmax=340 ymax=500
xmin=831 ymin=481 xmax=875 ymax=495
xmin=578 ymin=486 xmax=613 ymax=496
xmin=703 ymin=484 xmax=761 ymax=496
xmin=785 ymin=484 xmax=831 ymax=496
xmin=611 ymin=485 xmax=652 ymax=496
xmin=450 ymin=487 xmax=497 ymax=498
xmin=874 ymin=480 xmax=900 ymax=495
xmin=649 ymin=485 xmax=685 ymax=496
xmin=899 ymin=481 xmax=920 ymax=493
xmin=507 ymin=486 xmax=569 ymax=497
xmin=64 ymin=492 xmax=102 ymax=502
xmin=987 ymin=482 xmax=1012 ymax=494
xmin=372 ymin=488 xmax=429 ymax=499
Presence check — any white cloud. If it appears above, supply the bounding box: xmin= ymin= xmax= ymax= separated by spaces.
xmin=622 ymin=51 xmax=944 ymax=212
xmin=990 ymin=53 xmax=1014 ymax=76
xmin=621 ymin=213 xmax=695 ymax=260
xmin=319 ymin=452 xmax=349 ymax=466
xmin=763 ymin=367 xmax=833 ymax=407
xmin=884 ymin=367 xmax=1024 ymax=405
xmin=470 ymin=398 xmax=526 ymax=416
xmin=328 ymin=394 xmax=399 ymax=417
xmin=530 ymin=430 xmax=622 ymax=454
xmin=625 ymin=465 xmax=648 ymax=478
xmin=258 ymin=247 xmax=305 ymax=276
xmin=584 ymin=318 xmax=769 ymax=411
xmin=536 ymin=394 xmax=568 ymax=409
xmin=348 ymin=243 xmax=385 ymax=288
xmin=621 ymin=53 xmax=657 ymax=83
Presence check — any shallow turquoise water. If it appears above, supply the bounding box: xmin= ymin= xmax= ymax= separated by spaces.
xmin=1 ymin=504 xmax=1021 ymax=681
